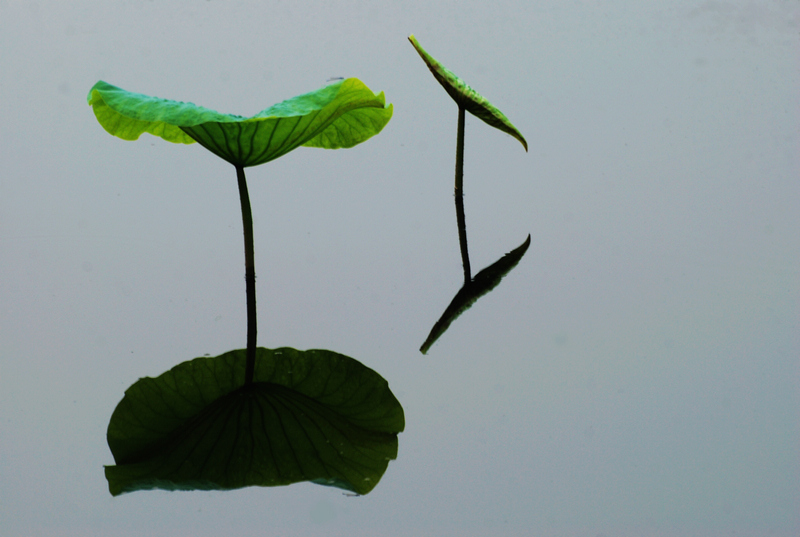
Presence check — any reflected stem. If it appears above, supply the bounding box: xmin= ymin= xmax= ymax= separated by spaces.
xmin=454 ymin=105 xmax=471 ymax=284
xmin=236 ymin=164 xmax=257 ymax=386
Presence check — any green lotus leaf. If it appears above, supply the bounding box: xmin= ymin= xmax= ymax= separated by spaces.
xmin=105 ymin=347 xmax=405 ymax=496
xmin=408 ymin=35 xmax=527 ymax=151
xmin=88 ymin=78 xmax=393 ymax=167
xmin=421 ymin=234 xmax=531 ymax=354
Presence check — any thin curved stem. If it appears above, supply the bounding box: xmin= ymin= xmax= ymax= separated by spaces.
xmin=236 ymin=164 xmax=257 ymax=386
xmin=454 ymin=105 xmax=471 ymax=284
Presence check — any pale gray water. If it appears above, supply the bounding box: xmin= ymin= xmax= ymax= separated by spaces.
xmin=1 ymin=1 xmax=798 ymax=535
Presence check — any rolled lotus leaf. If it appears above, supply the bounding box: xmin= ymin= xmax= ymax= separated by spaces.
xmin=408 ymin=34 xmax=527 ymax=151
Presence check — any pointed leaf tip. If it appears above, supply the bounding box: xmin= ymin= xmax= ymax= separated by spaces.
xmin=408 ymin=35 xmax=528 ymax=152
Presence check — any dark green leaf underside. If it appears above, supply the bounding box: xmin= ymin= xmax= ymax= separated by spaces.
xmin=408 ymin=35 xmax=527 ymax=151
xmin=420 ymin=234 xmax=531 ymax=354
xmin=105 ymin=347 xmax=404 ymax=496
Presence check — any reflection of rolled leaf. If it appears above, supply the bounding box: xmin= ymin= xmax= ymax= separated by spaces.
xmin=420 ymin=235 xmax=531 ymax=354
xmin=105 ymin=347 xmax=404 ymax=496
xmin=408 ymin=35 xmax=527 ymax=151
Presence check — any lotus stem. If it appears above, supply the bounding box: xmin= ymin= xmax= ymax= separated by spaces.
xmin=236 ymin=164 xmax=257 ymax=385
xmin=454 ymin=105 xmax=471 ymax=284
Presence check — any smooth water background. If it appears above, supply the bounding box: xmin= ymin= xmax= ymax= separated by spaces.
xmin=1 ymin=1 xmax=798 ymax=536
